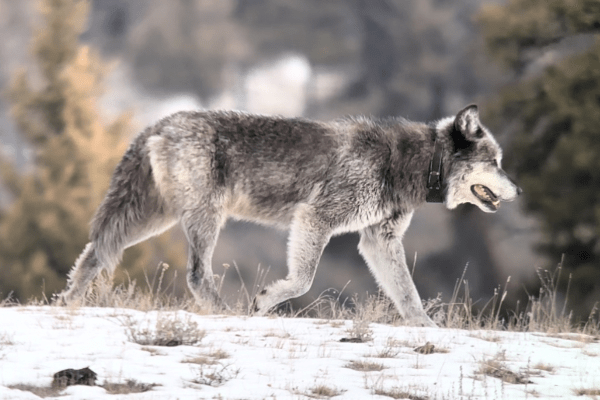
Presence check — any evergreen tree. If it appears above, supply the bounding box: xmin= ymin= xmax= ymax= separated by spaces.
xmin=478 ymin=0 xmax=600 ymax=315
xmin=0 ymin=0 xmax=183 ymax=301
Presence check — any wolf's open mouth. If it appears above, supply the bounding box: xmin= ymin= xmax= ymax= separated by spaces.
xmin=471 ymin=184 xmax=500 ymax=210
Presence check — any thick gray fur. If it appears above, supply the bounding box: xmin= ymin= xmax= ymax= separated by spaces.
xmin=57 ymin=105 xmax=520 ymax=326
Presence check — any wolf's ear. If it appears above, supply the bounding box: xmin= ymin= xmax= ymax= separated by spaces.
xmin=453 ymin=104 xmax=483 ymax=140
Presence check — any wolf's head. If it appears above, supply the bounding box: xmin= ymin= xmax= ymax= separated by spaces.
xmin=439 ymin=105 xmax=521 ymax=213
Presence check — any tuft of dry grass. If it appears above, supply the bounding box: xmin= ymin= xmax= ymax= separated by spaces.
xmin=574 ymin=388 xmax=600 ymax=396
xmin=308 ymin=383 xmax=345 ymax=398
xmin=533 ymin=362 xmax=555 ymax=373
xmin=207 ymin=347 xmax=230 ymax=360
xmin=101 ymin=379 xmax=159 ymax=394
xmin=140 ymin=346 xmax=165 ymax=356
xmin=0 ymin=293 xmax=19 ymax=307
xmin=371 ymin=338 xmax=401 ymax=358
xmin=0 ymin=332 xmax=15 ymax=355
xmin=477 ymin=357 xmax=531 ymax=384
xmin=373 ymin=387 xmax=429 ymax=400
xmin=342 ymin=318 xmax=373 ymax=343
xmin=191 ymin=363 xmax=239 ymax=387
xmin=183 ymin=347 xmax=230 ymax=365
xmin=183 ymin=355 xmax=218 ymax=365
xmin=345 ymin=359 xmax=386 ymax=372
xmin=123 ymin=313 xmax=205 ymax=347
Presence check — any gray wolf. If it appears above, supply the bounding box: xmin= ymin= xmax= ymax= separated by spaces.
xmin=56 ymin=105 xmax=520 ymax=326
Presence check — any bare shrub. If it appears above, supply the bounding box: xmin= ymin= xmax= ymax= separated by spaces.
xmin=191 ymin=364 xmax=239 ymax=387
xmin=124 ymin=313 xmax=205 ymax=346
xmin=343 ymin=318 xmax=373 ymax=343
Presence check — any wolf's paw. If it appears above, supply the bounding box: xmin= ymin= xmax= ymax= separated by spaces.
xmin=51 ymin=293 xmax=68 ymax=307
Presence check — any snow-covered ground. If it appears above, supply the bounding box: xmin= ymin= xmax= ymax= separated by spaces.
xmin=0 ymin=306 xmax=599 ymax=399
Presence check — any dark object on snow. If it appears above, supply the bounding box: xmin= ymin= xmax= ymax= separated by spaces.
xmin=339 ymin=337 xmax=364 ymax=343
xmin=52 ymin=367 xmax=97 ymax=387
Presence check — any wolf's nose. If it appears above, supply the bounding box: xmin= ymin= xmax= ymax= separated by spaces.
xmin=516 ymin=186 xmax=523 ymax=195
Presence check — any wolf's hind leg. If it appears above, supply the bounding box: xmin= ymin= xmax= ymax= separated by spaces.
xmin=181 ymin=209 xmax=228 ymax=310
xmin=55 ymin=242 xmax=114 ymax=305
xmin=56 ymin=203 xmax=177 ymax=305
xmin=253 ymin=205 xmax=331 ymax=315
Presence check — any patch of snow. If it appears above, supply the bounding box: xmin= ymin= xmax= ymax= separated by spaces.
xmin=1 ymin=307 xmax=598 ymax=399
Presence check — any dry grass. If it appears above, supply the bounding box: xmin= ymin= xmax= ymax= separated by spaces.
xmin=371 ymin=338 xmax=401 ymax=358
xmin=308 ymin=383 xmax=345 ymax=398
xmin=8 ymin=380 xmax=158 ymax=397
xmin=79 ymin=265 xmax=183 ymax=311
xmin=0 ymin=332 xmax=15 ymax=346
xmin=101 ymin=379 xmax=159 ymax=394
xmin=123 ymin=313 xmax=205 ymax=346
xmin=470 ymin=332 xmax=502 ymax=342
xmin=5 ymin=254 xmax=594 ymax=337
xmin=288 ymin=258 xmax=600 ymax=336
xmin=183 ymin=355 xmax=218 ymax=365
xmin=345 ymin=359 xmax=386 ymax=372
xmin=0 ymin=332 xmax=15 ymax=358
xmin=373 ymin=387 xmax=429 ymax=400
xmin=533 ymin=362 xmax=555 ymax=373
xmin=207 ymin=347 xmax=230 ymax=360
xmin=191 ymin=363 xmax=240 ymax=387
xmin=574 ymin=388 xmax=600 ymax=396
xmin=583 ymin=349 xmax=599 ymax=357
xmin=343 ymin=318 xmax=373 ymax=342
xmin=425 ymin=260 xmax=600 ymax=335
xmin=7 ymin=384 xmax=63 ymax=398
xmin=368 ymin=377 xmax=431 ymax=400
xmin=477 ymin=357 xmax=531 ymax=384
xmin=140 ymin=346 xmax=165 ymax=356
xmin=183 ymin=347 xmax=230 ymax=365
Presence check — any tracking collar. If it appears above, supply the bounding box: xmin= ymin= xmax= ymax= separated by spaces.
xmin=426 ymin=137 xmax=445 ymax=203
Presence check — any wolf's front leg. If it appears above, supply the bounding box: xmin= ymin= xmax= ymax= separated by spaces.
xmin=358 ymin=213 xmax=436 ymax=327
xmin=253 ymin=205 xmax=332 ymax=315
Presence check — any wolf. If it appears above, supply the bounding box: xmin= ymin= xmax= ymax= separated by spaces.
xmin=56 ymin=104 xmax=520 ymax=326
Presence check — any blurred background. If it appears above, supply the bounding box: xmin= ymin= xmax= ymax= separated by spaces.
xmin=0 ymin=0 xmax=598 ymax=319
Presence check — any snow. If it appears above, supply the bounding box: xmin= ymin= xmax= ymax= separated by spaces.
xmin=0 ymin=306 xmax=599 ymax=399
